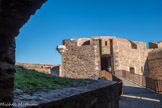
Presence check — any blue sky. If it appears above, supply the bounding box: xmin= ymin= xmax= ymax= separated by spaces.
xmin=16 ymin=0 xmax=162 ymax=65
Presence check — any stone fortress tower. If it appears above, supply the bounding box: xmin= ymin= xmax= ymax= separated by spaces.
xmin=148 ymin=47 xmax=162 ymax=80
xmin=57 ymin=36 xmax=162 ymax=80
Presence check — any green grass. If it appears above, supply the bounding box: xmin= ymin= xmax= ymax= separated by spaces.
xmin=14 ymin=66 xmax=85 ymax=93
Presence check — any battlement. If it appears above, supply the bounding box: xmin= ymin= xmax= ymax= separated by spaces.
xmin=57 ymin=36 xmax=162 ymax=79
xmin=62 ymin=36 xmax=155 ymax=50
xmin=149 ymin=41 xmax=162 ymax=49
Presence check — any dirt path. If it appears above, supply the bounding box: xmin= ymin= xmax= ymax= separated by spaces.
xmin=119 ymin=77 xmax=162 ymax=108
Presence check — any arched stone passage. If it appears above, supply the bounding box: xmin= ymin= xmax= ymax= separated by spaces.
xmin=130 ymin=67 xmax=135 ymax=74
xmin=81 ymin=40 xmax=90 ymax=46
xmin=0 ymin=0 xmax=47 ymax=104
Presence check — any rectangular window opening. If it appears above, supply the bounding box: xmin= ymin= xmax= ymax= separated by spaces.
xmin=105 ymin=41 xmax=107 ymax=46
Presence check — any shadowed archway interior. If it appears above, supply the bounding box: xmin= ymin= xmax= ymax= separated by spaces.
xmin=0 ymin=0 xmax=47 ymax=105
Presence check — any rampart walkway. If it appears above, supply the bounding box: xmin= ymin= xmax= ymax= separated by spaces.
xmin=119 ymin=77 xmax=162 ymax=108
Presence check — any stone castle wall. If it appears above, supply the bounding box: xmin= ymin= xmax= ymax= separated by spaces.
xmin=58 ymin=36 xmax=162 ymax=79
xmin=51 ymin=64 xmax=62 ymax=76
xmin=32 ymin=80 xmax=121 ymax=108
xmin=16 ymin=62 xmax=61 ymax=76
xmin=148 ymin=48 xmax=162 ymax=80
xmin=89 ymin=37 xmax=153 ymax=76
xmin=0 ymin=39 xmax=15 ymax=104
xmin=149 ymin=41 xmax=162 ymax=49
xmin=115 ymin=39 xmax=153 ymax=75
xmin=61 ymin=39 xmax=100 ymax=79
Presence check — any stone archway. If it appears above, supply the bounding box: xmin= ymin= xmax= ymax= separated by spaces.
xmin=101 ymin=55 xmax=111 ymax=71
xmin=0 ymin=0 xmax=47 ymax=105
xmin=130 ymin=67 xmax=135 ymax=74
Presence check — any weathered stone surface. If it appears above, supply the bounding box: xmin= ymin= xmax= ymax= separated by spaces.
xmin=0 ymin=0 xmax=47 ymax=104
xmin=149 ymin=41 xmax=162 ymax=49
xmin=14 ymin=89 xmax=24 ymax=95
xmin=115 ymin=39 xmax=153 ymax=76
xmin=0 ymin=39 xmax=15 ymax=105
xmin=60 ymin=39 xmax=100 ymax=79
xmin=14 ymin=80 xmax=120 ymax=108
xmin=148 ymin=48 xmax=162 ymax=79
xmin=0 ymin=0 xmax=47 ymax=52
xmin=57 ymin=36 xmax=162 ymax=79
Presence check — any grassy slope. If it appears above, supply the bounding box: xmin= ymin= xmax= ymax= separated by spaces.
xmin=14 ymin=66 xmax=84 ymax=92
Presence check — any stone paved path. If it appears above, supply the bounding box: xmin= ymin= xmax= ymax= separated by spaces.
xmin=119 ymin=77 xmax=162 ymax=108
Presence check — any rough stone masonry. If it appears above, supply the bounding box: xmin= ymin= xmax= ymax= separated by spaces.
xmin=57 ymin=36 xmax=162 ymax=80
xmin=0 ymin=0 xmax=47 ymax=105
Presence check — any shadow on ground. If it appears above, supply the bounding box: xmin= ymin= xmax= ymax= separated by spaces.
xmin=119 ymin=77 xmax=162 ymax=108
